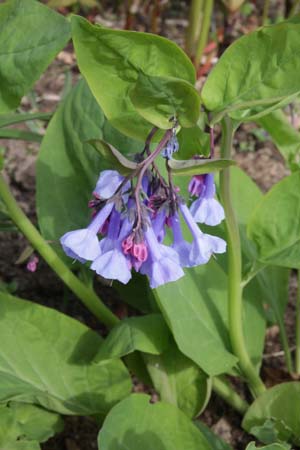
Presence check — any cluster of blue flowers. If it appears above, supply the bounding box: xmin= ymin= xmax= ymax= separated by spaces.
xmin=60 ymin=135 xmax=226 ymax=288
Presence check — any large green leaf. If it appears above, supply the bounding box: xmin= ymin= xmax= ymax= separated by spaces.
xmin=0 ymin=402 xmax=63 ymax=447
xmin=95 ymin=314 xmax=171 ymax=361
xmin=115 ymin=273 xmax=158 ymax=314
xmin=243 ymin=382 xmax=300 ymax=446
xmin=129 ymin=73 xmax=201 ymax=129
xmin=36 ymin=79 xmax=142 ymax=242
xmin=0 ymin=292 xmax=131 ymax=415
xmin=98 ymin=394 xmax=211 ymax=450
xmin=71 ymin=15 xmax=196 ymax=140
xmin=154 ymin=260 xmax=238 ymax=376
xmin=202 ymin=18 xmax=300 ymax=123
xmin=144 ymin=340 xmax=211 ymax=418
xmin=0 ymin=0 xmax=70 ymax=113
xmin=248 ymin=171 xmax=300 ymax=268
xmin=256 ymin=109 xmax=300 ymax=169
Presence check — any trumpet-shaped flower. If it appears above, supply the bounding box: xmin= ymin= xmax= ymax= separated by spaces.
xmin=140 ymin=226 xmax=184 ymax=288
xmin=60 ymin=202 xmax=114 ymax=262
xmin=169 ymin=213 xmax=192 ymax=268
xmin=91 ymin=210 xmax=132 ymax=284
xmin=94 ymin=170 xmax=130 ymax=199
xmin=180 ymin=203 xmax=226 ymax=265
xmin=189 ymin=174 xmax=225 ymax=226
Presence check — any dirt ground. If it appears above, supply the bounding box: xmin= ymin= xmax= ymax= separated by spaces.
xmin=0 ymin=1 xmax=299 ymax=449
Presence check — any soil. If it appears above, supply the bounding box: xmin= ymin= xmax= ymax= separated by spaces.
xmin=0 ymin=1 xmax=299 ymax=449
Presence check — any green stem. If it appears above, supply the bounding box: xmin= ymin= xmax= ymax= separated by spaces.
xmin=212 ymin=376 xmax=249 ymax=415
xmin=0 ymin=173 xmax=119 ymax=329
xmin=185 ymin=0 xmax=203 ymax=57
xmin=220 ymin=116 xmax=266 ymax=397
xmin=295 ymin=270 xmax=300 ymax=374
xmin=262 ymin=0 xmax=270 ymax=24
xmin=194 ymin=0 xmax=213 ymax=70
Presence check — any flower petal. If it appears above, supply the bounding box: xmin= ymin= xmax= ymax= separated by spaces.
xmin=60 ymin=229 xmax=100 ymax=261
xmin=91 ymin=249 xmax=132 ymax=284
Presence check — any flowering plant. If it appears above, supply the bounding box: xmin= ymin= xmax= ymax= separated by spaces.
xmin=1 ymin=1 xmax=300 ymax=449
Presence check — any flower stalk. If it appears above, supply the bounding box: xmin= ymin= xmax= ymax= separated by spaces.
xmin=220 ymin=116 xmax=266 ymax=397
xmin=0 ymin=173 xmax=119 ymax=329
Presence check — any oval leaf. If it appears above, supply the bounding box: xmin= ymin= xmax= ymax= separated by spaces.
xmin=243 ymin=382 xmax=300 ymax=446
xmin=0 ymin=292 xmax=131 ymax=415
xmin=0 ymin=0 xmax=70 ymax=113
xmin=202 ymin=18 xmax=300 ymax=123
xmin=98 ymin=394 xmax=211 ymax=450
xmin=71 ymin=15 xmax=196 ymax=140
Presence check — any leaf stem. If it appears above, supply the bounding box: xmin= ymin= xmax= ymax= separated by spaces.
xmin=194 ymin=0 xmax=213 ymax=70
xmin=295 ymin=270 xmax=300 ymax=374
xmin=185 ymin=0 xmax=203 ymax=57
xmin=212 ymin=376 xmax=249 ymax=415
xmin=220 ymin=116 xmax=266 ymax=397
xmin=0 ymin=173 xmax=119 ymax=329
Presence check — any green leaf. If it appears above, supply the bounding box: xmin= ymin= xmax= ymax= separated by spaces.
xmin=0 ymin=0 xmax=70 ymax=113
xmin=195 ymin=421 xmax=233 ymax=449
xmin=71 ymin=15 xmax=196 ymax=140
xmin=155 ymin=248 xmax=266 ymax=376
xmin=95 ymin=314 xmax=171 ymax=361
xmin=144 ymin=340 xmax=211 ymax=418
xmin=0 ymin=402 xmax=63 ymax=445
xmin=88 ymin=139 xmax=138 ymax=176
xmin=115 ymin=272 xmax=159 ymax=314
xmin=246 ymin=443 xmax=291 ymax=450
xmin=130 ymin=73 xmax=201 ymax=129
xmin=36 ymin=79 xmax=142 ymax=242
xmin=243 ymin=382 xmax=300 ymax=446
xmin=0 ymin=292 xmax=131 ymax=415
xmin=256 ymin=109 xmax=300 ymax=169
xmin=202 ymin=18 xmax=300 ymax=123
xmin=176 ymin=126 xmax=210 ymax=159
xmin=168 ymin=158 xmax=236 ymax=176
xmin=98 ymin=394 xmax=211 ymax=450
xmin=155 ymin=260 xmax=238 ymax=376
xmin=248 ymin=171 xmax=300 ymax=268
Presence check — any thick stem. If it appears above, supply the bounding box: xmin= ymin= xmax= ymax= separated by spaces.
xmin=185 ymin=0 xmax=203 ymax=57
xmin=295 ymin=270 xmax=300 ymax=374
xmin=0 ymin=174 xmax=119 ymax=329
xmin=262 ymin=0 xmax=270 ymax=24
xmin=194 ymin=0 xmax=213 ymax=70
xmin=220 ymin=116 xmax=266 ymax=397
xmin=212 ymin=377 xmax=249 ymax=415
